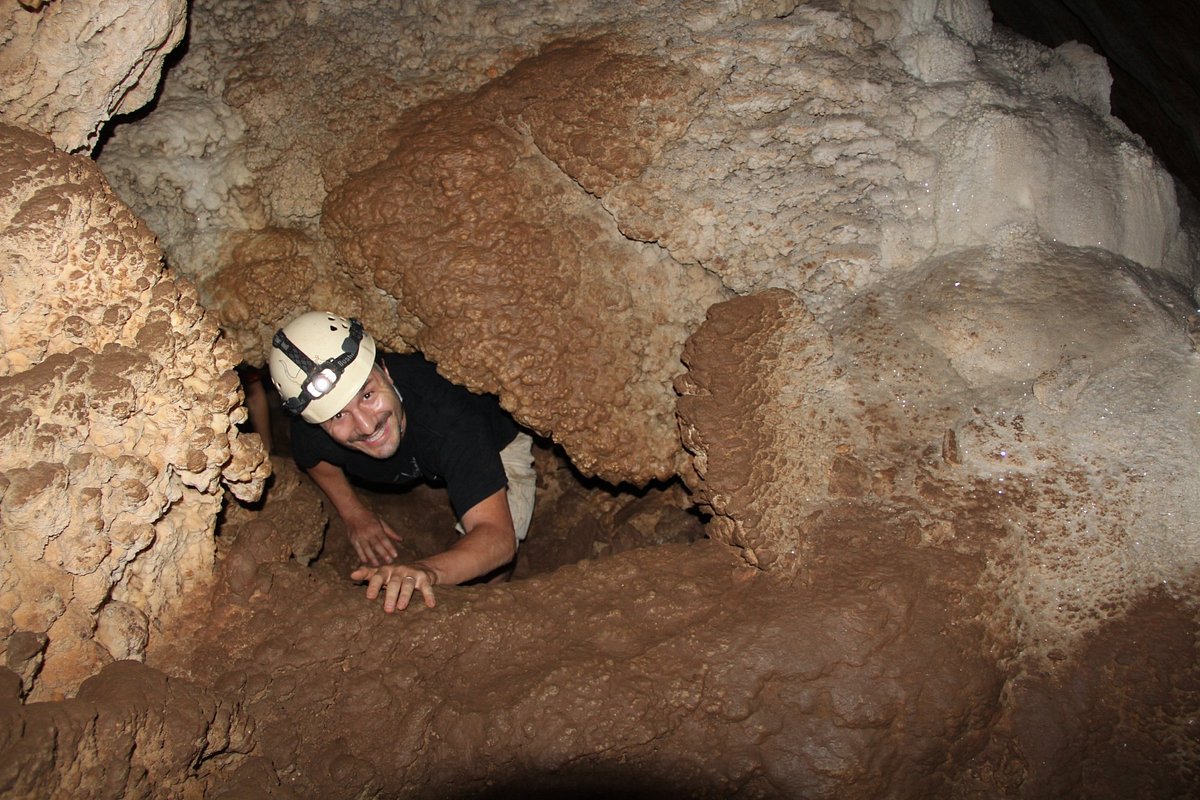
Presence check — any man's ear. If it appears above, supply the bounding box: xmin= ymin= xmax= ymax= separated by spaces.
xmin=376 ymin=362 xmax=401 ymax=394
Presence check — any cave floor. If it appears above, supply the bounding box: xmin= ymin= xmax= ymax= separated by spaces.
xmin=133 ymin=463 xmax=1199 ymax=799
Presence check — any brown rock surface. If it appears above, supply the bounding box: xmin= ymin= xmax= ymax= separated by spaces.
xmin=153 ymin=516 xmax=1008 ymax=799
xmin=323 ymin=38 xmax=727 ymax=484
xmin=0 ymin=125 xmax=268 ymax=699
xmin=81 ymin=481 xmax=1190 ymax=798
xmin=0 ymin=660 xmax=288 ymax=799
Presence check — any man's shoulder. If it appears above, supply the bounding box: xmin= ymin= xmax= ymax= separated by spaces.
xmin=382 ymin=352 xmax=475 ymax=404
xmin=381 ymin=351 xmax=444 ymax=383
xmin=289 ymin=414 xmax=341 ymax=468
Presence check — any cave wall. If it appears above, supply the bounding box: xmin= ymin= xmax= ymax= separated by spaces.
xmin=95 ymin=0 xmax=1197 ymax=488
xmin=988 ymin=0 xmax=1200 ymax=214
xmin=0 ymin=0 xmax=187 ymax=154
xmin=0 ymin=3 xmax=269 ymax=701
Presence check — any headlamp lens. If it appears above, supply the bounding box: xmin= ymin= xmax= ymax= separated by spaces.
xmin=306 ymin=368 xmax=338 ymax=399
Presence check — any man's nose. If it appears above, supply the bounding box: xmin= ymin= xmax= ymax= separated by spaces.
xmin=349 ymin=405 xmax=375 ymax=436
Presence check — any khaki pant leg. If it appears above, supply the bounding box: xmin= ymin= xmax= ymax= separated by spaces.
xmin=499 ymin=432 xmax=536 ymax=545
xmin=454 ymin=433 xmax=536 ymax=546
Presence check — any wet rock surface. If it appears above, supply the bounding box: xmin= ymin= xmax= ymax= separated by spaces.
xmin=154 ymin=510 xmax=1005 ymax=799
xmin=0 ymin=660 xmax=285 ymax=799
xmin=106 ymin=475 xmax=1192 ymax=799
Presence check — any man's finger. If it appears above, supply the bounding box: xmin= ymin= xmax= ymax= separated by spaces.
xmin=383 ymin=576 xmax=402 ymax=613
xmin=397 ymin=576 xmax=418 ymax=611
xmin=377 ymin=538 xmax=398 ymax=562
xmin=369 ymin=538 xmax=395 ymax=565
xmin=417 ymin=582 xmax=437 ymax=609
xmin=365 ymin=569 xmax=388 ymax=600
xmin=353 ymin=539 xmax=373 ymax=567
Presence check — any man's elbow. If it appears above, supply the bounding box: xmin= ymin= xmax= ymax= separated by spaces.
xmin=466 ymin=523 xmax=516 ymax=569
xmin=496 ymin=531 xmax=517 ymax=565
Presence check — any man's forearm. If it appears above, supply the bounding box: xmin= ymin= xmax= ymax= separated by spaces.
xmin=416 ymin=521 xmax=515 ymax=586
xmin=305 ymin=461 xmax=371 ymax=524
xmin=415 ymin=488 xmax=517 ymax=585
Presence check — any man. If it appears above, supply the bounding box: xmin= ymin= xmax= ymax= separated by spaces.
xmin=268 ymin=311 xmax=535 ymax=613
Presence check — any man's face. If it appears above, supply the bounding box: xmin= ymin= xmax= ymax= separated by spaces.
xmin=320 ymin=365 xmax=404 ymax=459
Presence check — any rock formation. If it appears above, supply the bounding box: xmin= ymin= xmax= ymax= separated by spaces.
xmin=678 ymin=240 xmax=1200 ymax=657
xmin=0 ymin=0 xmax=187 ymax=154
xmin=0 ymin=123 xmax=270 ymax=701
xmin=1 ymin=0 xmax=1198 ymax=796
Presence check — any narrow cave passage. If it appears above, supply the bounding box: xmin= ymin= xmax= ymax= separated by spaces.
xmin=226 ymin=368 xmax=709 ymax=600
xmin=4 ymin=0 xmax=1199 ymax=796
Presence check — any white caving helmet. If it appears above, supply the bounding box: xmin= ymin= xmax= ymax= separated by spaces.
xmin=269 ymin=311 xmax=377 ymax=424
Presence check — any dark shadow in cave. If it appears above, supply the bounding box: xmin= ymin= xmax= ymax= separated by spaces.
xmin=91 ymin=2 xmax=192 ymax=159
xmin=446 ymin=765 xmax=721 ymax=800
xmin=988 ymin=0 xmax=1200 ymax=201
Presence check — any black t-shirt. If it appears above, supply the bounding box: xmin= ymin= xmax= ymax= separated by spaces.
xmin=290 ymin=352 xmax=519 ymax=519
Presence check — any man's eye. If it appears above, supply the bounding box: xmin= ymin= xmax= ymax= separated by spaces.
xmin=362 ymin=391 xmax=372 ymax=400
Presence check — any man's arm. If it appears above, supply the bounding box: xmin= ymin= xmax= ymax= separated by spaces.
xmin=351 ymin=488 xmax=516 ymax=613
xmin=243 ymin=377 xmax=273 ymax=453
xmin=305 ymin=459 xmax=402 ymax=566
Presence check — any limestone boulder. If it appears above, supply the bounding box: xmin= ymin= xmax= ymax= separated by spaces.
xmin=0 ymin=125 xmax=269 ymax=699
xmin=677 ymin=239 xmax=1200 ymax=657
xmin=322 ymin=39 xmax=728 ymax=484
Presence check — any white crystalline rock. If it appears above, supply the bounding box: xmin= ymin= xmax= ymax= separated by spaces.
xmin=929 ymin=106 xmax=1183 ymax=275
xmin=0 ymin=0 xmax=187 ymax=153
xmin=99 ymin=95 xmax=258 ymax=282
xmin=98 ymin=0 xmax=1196 ymax=307
xmin=900 ymin=242 xmax=1200 ymax=652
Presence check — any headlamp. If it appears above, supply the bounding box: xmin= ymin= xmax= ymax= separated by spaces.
xmin=306 ymin=368 xmax=338 ymax=399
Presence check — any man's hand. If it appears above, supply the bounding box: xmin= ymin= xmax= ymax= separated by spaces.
xmin=345 ymin=512 xmax=403 ymax=567
xmin=345 ymin=490 xmax=516 ymax=613
xmin=305 ymin=461 xmax=403 ymax=567
xmin=351 ymin=563 xmax=437 ymax=612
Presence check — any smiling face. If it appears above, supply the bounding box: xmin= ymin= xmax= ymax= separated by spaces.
xmin=320 ymin=365 xmax=405 ymax=459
